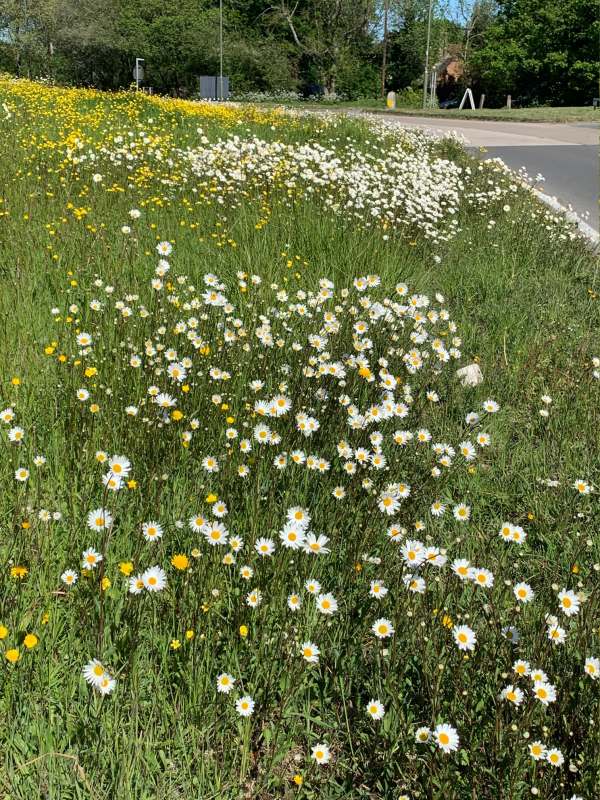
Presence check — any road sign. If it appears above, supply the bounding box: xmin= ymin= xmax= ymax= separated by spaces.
xmin=133 ymin=64 xmax=144 ymax=82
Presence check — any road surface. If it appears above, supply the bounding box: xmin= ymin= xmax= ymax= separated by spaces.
xmin=369 ymin=114 xmax=599 ymax=233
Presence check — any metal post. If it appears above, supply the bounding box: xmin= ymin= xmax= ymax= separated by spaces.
xmin=135 ymin=57 xmax=144 ymax=92
xmin=422 ymin=0 xmax=434 ymax=109
xmin=381 ymin=0 xmax=389 ymax=99
xmin=219 ymin=0 xmax=223 ymax=100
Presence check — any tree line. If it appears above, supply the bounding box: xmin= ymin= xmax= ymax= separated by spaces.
xmin=0 ymin=0 xmax=597 ymax=106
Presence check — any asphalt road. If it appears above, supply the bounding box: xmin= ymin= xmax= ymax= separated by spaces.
xmin=368 ymin=114 xmax=599 ymax=234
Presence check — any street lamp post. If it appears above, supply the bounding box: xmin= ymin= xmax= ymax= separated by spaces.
xmin=422 ymin=0 xmax=434 ymax=109
xmin=219 ymin=0 xmax=224 ymax=100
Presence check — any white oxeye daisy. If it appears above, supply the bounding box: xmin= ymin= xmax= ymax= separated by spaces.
xmin=584 ymin=656 xmax=599 ymax=679
xmin=365 ymin=699 xmax=385 ymax=720
xmin=216 ymin=673 xmax=236 ymax=694
xmin=453 ymin=625 xmax=476 ymax=652
xmin=415 ymin=726 xmax=431 ymax=743
xmin=500 ymin=684 xmax=524 ymax=706
xmin=311 ymin=743 xmax=331 ymax=765
xmin=557 ymin=589 xmax=580 ymax=616
xmin=287 ymin=593 xmax=302 ymax=611
xmin=81 ymin=548 xmax=103 ymax=569
xmin=369 ymin=581 xmax=388 ymax=599
xmin=452 ymin=503 xmax=470 ymax=522
xmin=305 ymin=579 xmax=321 ymax=595
xmin=546 ymin=748 xmax=564 ymax=767
xmin=433 ymin=723 xmax=459 ymax=753
xmin=300 ymin=641 xmax=320 ymax=663
xmin=254 ymin=537 xmax=275 ymax=557
xmin=372 ymin=618 xmax=394 ymax=639
xmin=61 ymin=569 xmax=78 ymax=587
xmin=235 ymin=695 xmax=255 ymax=717
xmin=513 ymin=582 xmax=534 ymax=603
xmin=142 ymin=565 xmax=167 ymax=592
xmin=87 ymin=508 xmax=113 ymax=531
xmin=142 ymin=521 xmax=163 ymax=542
xmin=315 ymin=593 xmax=337 ymax=615
xmin=128 ymin=575 xmax=145 ymax=594
xmin=82 ymin=659 xmax=106 ymax=688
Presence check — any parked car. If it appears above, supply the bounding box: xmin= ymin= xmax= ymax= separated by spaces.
xmin=439 ymin=98 xmax=460 ymax=109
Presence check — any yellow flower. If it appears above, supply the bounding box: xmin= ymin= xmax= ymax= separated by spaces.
xmin=358 ymin=367 xmax=371 ymax=378
xmin=354 ymin=562 xmax=362 ymax=573
xmin=181 ymin=384 xmax=190 ymax=393
xmin=170 ymin=639 xmax=181 ymax=650
xmin=185 ymin=629 xmax=195 ymax=640
xmin=226 ymin=416 xmax=235 ymax=424
xmin=11 ymin=377 xmax=20 ymax=386
xmin=58 ymin=354 xmax=67 ymax=363
xmin=5 ymin=648 xmax=20 ymax=663
xmin=293 ymin=774 xmax=303 ymax=786
xmin=0 ymin=625 xmax=8 ymax=640
xmin=23 ymin=634 xmax=38 ymax=649
xmin=127 ymin=479 xmax=137 ymax=489
xmin=171 ymin=554 xmax=189 ymax=571
xmin=101 ymin=577 xmax=111 ymax=591
xmin=239 ymin=625 xmax=248 ymax=638
xmin=90 ymin=403 xmax=100 ymax=413
xmin=571 ymin=564 xmax=580 ymax=574
xmin=41 ymin=613 xmax=49 ymax=625
xmin=44 ymin=345 xmax=55 ymax=355
xmin=119 ymin=561 xmax=134 ymax=576
xmin=84 ymin=366 xmax=97 ymax=378
xmin=21 ymin=520 xmax=30 ymax=529
xmin=171 ymin=409 xmax=183 ymax=421
xmin=220 ymin=403 xmax=229 ymax=411
xmin=11 ymin=566 xmax=28 ymax=579
xmin=206 ymin=493 xmax=217 ymax=504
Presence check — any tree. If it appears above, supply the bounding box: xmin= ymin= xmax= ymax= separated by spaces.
xmin=471 ymin=0 xmax=600 ymax=105
xmin=268 ymin=0 xmax=376 ymax=95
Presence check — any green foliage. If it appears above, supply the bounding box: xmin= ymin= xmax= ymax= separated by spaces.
xmin=471 ymin=0 xmax=600 ymax=105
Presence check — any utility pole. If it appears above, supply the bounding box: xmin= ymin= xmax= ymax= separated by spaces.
xmin=219 ymin=0 xmax=224 ymax=100
xmin=422 ymin=0 xmax=434 ymax=109
xmin=381 ymin=0 xmax=389 ymax=99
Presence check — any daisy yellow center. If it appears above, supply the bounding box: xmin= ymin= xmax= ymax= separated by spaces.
xmin=537 ymin=688 xmax=547 ymax=699
xmin=458 ymin=633 xmax=467 ymax=643
xmin=378 ymin=625 xmax=387 ymax=635
xmin=562 ymin=597 xmax=572 ymax=607
xmin=315 ymin=751 xmax=324 ymax=759
xmin=148 ymin=577 xmax=157 ymax=586
xmin=439 ymin=733 xmax=449 ymax=745
xmin=95 ymin=517 xmax=104 ymax=527
xmin=93 ymin=665 xmax=104 ymax=676
xmin=507 ymin=691 xmax=516 ymax=702
xmin=322 ymin=600 xmax=330 ymax=609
